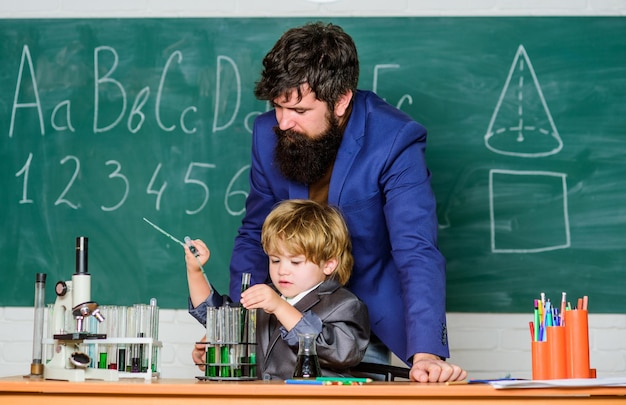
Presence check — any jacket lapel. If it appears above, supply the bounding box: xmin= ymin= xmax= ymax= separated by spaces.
xmin=328 ymin=91 xmax=366 ymax=205
xmin=284 ymin=92 xmax=367 ymax=204
xmin=262 ymin=280 xmax=342 ymax=365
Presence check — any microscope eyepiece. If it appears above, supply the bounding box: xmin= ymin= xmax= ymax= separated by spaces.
xmin=75 ymin=236 xmax=89 ymax=275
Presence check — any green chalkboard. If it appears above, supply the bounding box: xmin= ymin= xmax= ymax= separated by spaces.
xmin=1 ymin=18 xmax=625 ymax=313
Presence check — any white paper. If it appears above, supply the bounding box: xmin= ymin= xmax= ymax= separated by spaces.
xmin=490 ymin=377 xmax=626 ymax=389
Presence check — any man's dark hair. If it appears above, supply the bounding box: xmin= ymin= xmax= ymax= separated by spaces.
xmin=254 ymin=22 xmax=359 ymax=110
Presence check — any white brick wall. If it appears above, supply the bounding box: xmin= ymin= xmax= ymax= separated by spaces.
xmin=1 ymin=0 xmax=625 ymax=17
xmin=1 ymin=0 xmax=625 ymax=380
xmin=1 ymin=309 xmax=625 ymax=379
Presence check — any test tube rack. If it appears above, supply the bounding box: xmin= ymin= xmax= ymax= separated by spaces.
xmin=196 ymin=305 xmax=257 ymax=381
xmin=43 ymin=337 xmax=162 ymax=381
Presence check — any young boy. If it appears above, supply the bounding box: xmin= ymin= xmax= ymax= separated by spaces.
xmin=185 ymin=199 xmax=370 ymax=380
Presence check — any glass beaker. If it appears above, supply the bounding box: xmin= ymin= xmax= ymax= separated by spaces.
xmin=293 ymin=333 xmax=321 ymax=378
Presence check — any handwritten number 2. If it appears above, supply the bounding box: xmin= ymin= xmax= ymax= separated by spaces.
xmin=55 ymin=155 xmax=80 ymax=209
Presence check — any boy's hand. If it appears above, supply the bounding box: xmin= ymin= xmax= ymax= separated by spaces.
xmin=184 ymin=239 xmax=210 ymax=272
xmin=240 ymin=284 xmax=303 ymax=331
xmin=240 ymin=284 xmax=283 ymax=313
xmin=192 ymin=335 xmax=207 ymax=371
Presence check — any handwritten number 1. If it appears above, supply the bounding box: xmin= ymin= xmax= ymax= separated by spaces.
xmin=15 ymin=152 xmax=34 ymax=204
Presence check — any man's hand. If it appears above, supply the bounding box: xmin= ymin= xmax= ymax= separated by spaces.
xmin=410 ymin=353 xmax=467 ymax=383
xmin=192 ymin=335 xmax=207 ymax=371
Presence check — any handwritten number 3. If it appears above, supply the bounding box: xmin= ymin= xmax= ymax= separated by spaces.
xmin=101 ymin=160 xmax=129 ymax=211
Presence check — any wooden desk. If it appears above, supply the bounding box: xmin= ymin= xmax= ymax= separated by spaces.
xmin=1 ymin=376 xmax=625 ymax=404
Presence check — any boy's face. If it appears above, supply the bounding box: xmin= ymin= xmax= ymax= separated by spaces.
xmin=267 ymin=240 xmax=336 ymax=298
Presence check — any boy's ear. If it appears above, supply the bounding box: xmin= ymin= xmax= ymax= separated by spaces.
xmin=322 ymin=258 xmax=338 ymax=276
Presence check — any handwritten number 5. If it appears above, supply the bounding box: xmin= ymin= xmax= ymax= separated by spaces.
xmin=184 ymin=162 xmax=216 ymax=215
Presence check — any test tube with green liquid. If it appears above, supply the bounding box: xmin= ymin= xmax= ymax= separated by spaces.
xmin=248 ymin=309 xmax=257 ymax=377
xmin=218 ymin=307 xmax=231 ymax=377
xmin=97 ymin=306 xmax=108 ymax=369
xmin=205 ymin=307 xmax=217 ymax=377
xmin=231 ymin=307 xmax=242 ymax=377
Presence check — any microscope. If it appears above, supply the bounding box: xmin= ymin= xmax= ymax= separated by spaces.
xmin=43 ymin=236 xmax=118 ymax=382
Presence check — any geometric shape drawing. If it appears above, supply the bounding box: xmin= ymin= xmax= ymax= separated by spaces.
xmin=485 ymin=45 xmax=563 ymax=158
xmin=489 ymin=169 xmax=570 ymax=253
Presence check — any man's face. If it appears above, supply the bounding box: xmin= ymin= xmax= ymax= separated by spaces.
xmin=272 ymin=85 xmax=332 ymax=139
xmin=272 ymin=87 xmax=344 ymax=184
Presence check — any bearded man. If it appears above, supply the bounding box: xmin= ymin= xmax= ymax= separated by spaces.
xmin=192 ymin=22 xmax=466 ymax=383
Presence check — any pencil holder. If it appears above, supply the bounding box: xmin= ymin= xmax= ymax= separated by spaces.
xmin=546 ymin=326 xmax=567 ymax=379
xmin=564 ymin=309 xmax=591 ymax=378
xmin=198 ymin=305 xmax=257 ymax=381
xmin=531 ymin=326 xmax=568 ymax=380
xmin=531 ymin=340 xmax=550 ymax=380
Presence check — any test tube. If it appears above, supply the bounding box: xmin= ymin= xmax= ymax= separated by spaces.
xmin=85 ymin=315 xmax=98 ymax=367
xmin=97 ymin=306 xmax=108 ymax=368
xmin=127 ymin=305 xmax=140 ymax=372
xmin=218 ymin=306 xmax=230 ymax=377
xmin=116 ymin=306 xmax=127 ymax=372
xmin=231 ymin=306 xmax=242 ymax=377
xmin=136 ymin=303 xmax=151 ymax=372
xmin=239 ymin=272 xmax=251 ymax=340
xmin=149 ymin=298 xmax=159 ymax=373
xmin=239 ymin=307 xmax=249 ymax=376
xmin=45 ymin=303 xmax=54 ymax=362
xmin=240 ymin=273 xmax=251 ymax=294
xmin=205 ymin=307 xmax=217 ymax=377
xmin=137 ymin=300 xmax=156 ymax=373
xmin=30 ymin=273 xmax=46 ymax=376
xmin=106 ymin=306 xmax=119 ymax=369
xmin=239 ymin=273 xmax=251 ymax=377
xmin=248 ymin=309 xmax=257 ymax=377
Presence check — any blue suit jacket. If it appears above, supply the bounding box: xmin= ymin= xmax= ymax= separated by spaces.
xmin=229 ymin=90 xmax=449 ymax=362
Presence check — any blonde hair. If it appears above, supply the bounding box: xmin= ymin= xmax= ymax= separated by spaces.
xmin=261 ymin=199 xmax=353 ymax=285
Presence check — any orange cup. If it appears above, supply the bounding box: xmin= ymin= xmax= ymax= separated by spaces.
xmin=546 ymin=326 xmax=567 ymax=379
xmin=564 ymin=309 xmax=591 ymax=378
xmin=531 ymin=340 xmax=551 ymax=380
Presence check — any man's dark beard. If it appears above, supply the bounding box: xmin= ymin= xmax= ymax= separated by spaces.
xmin=273 ymin=115 xmax=344 ymax=184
